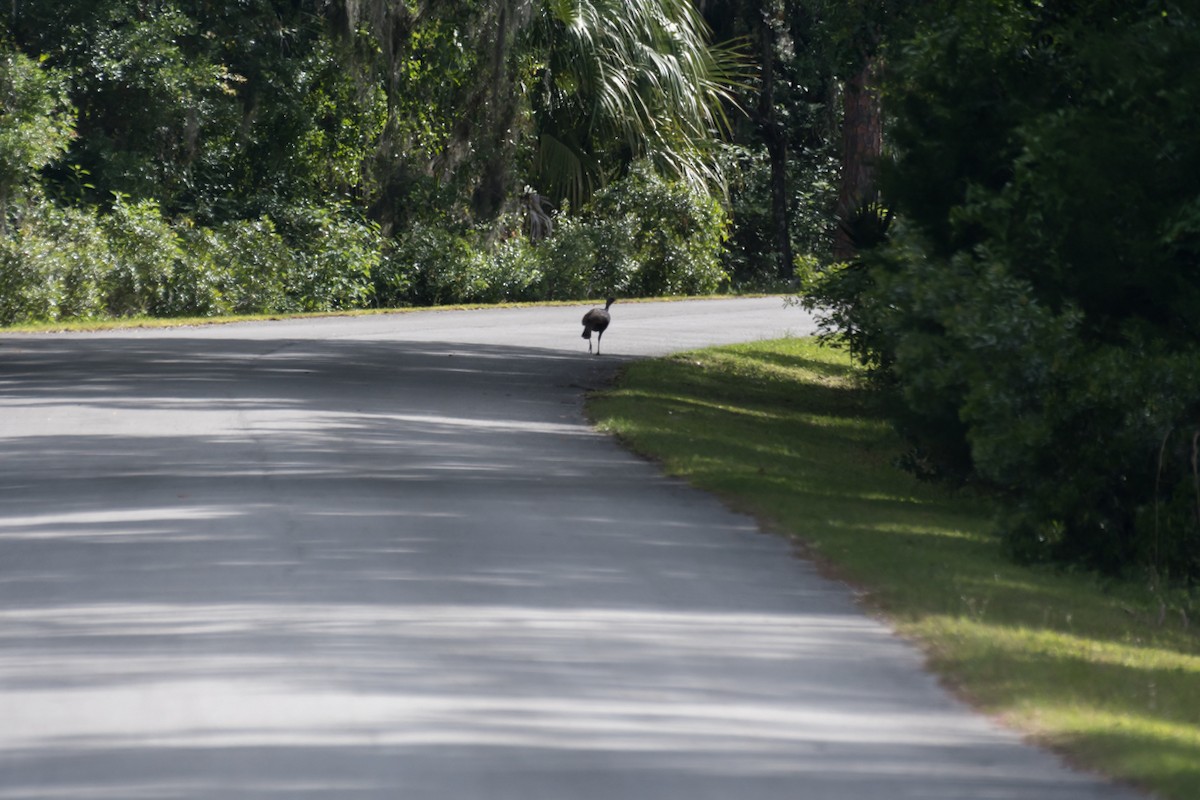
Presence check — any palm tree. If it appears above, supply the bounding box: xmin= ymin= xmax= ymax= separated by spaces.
xmin=524 ymin=0 xmax=742 ymax=209
xmin=326 ymin=0 xmax=740 ymax=223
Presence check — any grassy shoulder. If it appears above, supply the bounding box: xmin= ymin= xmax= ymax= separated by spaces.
xmin=585 ymin=336 xmax=1199 ymax=800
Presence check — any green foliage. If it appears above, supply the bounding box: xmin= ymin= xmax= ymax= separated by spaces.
xmin=389 ymin=223 xmax=481 ymax=307
xmin=0 ymin=2 xmax=747 ymax=324
xmin=388 ymin=221 xmax=550 ymax=306
xmin=533 ymin=214 xmax=595 ymax=300
xmin=102 ymin=196 xmax=181 ymax=317
xmin=167 ymin=217 xmax=296 ymax=317
xmin=700 ymin=1 xmax=849 ymax=284
xmin=0 ymin=213 xmax=64 ymax=325
xmin=720 ymin=143 xmax=839 ymax=287
xmin=382 ymin=166 xmax=728 ymax=307
xmin=160 ymin=208 xmax=382 ymax=317
xmin=295 ymin=37 xmax=388 ymax=200
xmin=210 ymin=218 xmax=294 ymax=315
xmin=0 ymin=48 xmax=74 ymax=219
xmin=386 ymin=17 xmax=477 ymax=163
xmin=63 ymin=2 xmax=243 ymax=214
xmin=276 ymin=205 xmax=380 ymax=312
xmin=0 ymin=191 xmax=392 ymax=323
xmin=525 ymin=0 xmax=741 ymax=209
xmin=0 ymin=203 xmax=110 ymax=324
xmin=486 ymin=234 xmax=547 ymax=301
xmin=810 ymin=1 xmax=1200 ymax=579
xmin=53 ymin=207 xmax=111 ymax=319
xmin=584 ymin=163 xmax=729 ymax=296
xmin=161 ymin=222 xmax=226 ymax=318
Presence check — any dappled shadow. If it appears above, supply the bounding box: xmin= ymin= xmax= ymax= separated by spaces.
xmin=733 ymin=347 xmax=861 ymax=382
xmin=0 ymin=332 xmax=1143 ymax=798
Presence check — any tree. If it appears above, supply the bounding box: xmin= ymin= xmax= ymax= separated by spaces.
xmin=315 ymin=0 xmax=741 ymax=229
xmin=699 ymin=0 xmax=844 ymax=283
xmin=752 ymin=0 xmax=796 ymax=279
xmin=0 ymin=0 xmax=744 ymax=321
xmin=0 ymin=49 xmax=74 ymax=229
xmin=811 ymin=0 xmax=1200 ymax=578
xmin=813 ymin=0 xmax=911 ymax=262
xmin=523 ymin=0 xmax=740 ymax=211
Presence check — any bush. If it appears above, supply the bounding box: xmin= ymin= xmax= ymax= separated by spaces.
xmin=161 ymin=221 xmax=226 ymax=317
xmin=386 ymin=220 xmax=551 ymax=306
xmin=276 ymin=204 xmax=379 ymax=311
xmin=0 ymin=203 xmax=111 ymax=324
xmin=54 ymin=207 xmax=112 ymax=319
xmin=375 ymin=166 xmax=727 ymax=307
xmin=809 ymin=2 xmax=1200 ymax=579
xmin=0 ymin=212 xmax=63 ymax=325
xmin=585 ymin=163 xmax=729 ymax=297
xmin=390 ymin=222 xmax=478 ymax=306
xmin=102 ymin=196 xmax=180 ymax=317
xmin=372 ymin=243 xmax=414 ymax=308
xmin=215 ymin=217 xmax=296 ymax=314
xmin=486 ymin=235 xmax=544 ymax=302
xmin=534 ymin=214 xmax=594 ymax=300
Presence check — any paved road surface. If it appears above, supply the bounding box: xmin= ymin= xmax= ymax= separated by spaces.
xmin=0 ymin=299 xmax=1139 ymax=799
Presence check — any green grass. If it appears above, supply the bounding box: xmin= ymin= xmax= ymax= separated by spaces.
xmin=586 ymin=336 xmax=1200 ymax=799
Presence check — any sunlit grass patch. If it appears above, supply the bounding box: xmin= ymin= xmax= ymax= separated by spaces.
xmin=587 ymin=336 xmax=1200 ymax=800
xmin=919 ymin=616 xmax=1200 ymax=796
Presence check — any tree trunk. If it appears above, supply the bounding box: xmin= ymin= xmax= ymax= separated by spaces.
xmin=470 ymin=2 xmax=516 ymax=221
xmin=758 ymin=4 xmax=793 ymax=280
xmin=833 ymin=56 xmax=883 ymax=261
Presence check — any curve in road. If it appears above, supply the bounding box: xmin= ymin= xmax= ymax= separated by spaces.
xmin=0 ymin=299 xmax=1140 ymax=799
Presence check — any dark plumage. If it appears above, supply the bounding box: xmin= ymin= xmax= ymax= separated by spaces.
xmin=581 ymin=297 xmax=615 ymax=355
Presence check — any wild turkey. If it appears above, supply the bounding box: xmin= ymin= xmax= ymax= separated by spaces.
xmin=581 ymin=298 xmax=615 ymax=355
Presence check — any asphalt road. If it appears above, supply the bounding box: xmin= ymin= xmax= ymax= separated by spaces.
xmin=0 ymin=298 xmax=1140 ymax=799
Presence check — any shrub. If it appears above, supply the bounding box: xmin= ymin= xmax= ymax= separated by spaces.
xmin=0 ymin=212 xmax=64 ymax=325
xmin=0 ymin=203 xmax=111 ymax=324
xmin=378 ymin=167 xmax=727 ymax=307
xmin=585 ymin=163 xmax=729 ymax=297
xmin=53 ymin=207 xmax=111 ymax=319
xmin=277 ymin=204 xmax=379 ymax=311
xmin=390 ymin=222 xmax=479 ymax=306
xmin=534 ymin=214 xmax=594 ymax=300
xmin=161 ymin=221 xmax=226 ymax=317
xmin=806 ymin=3 xmax=1200 ymax=579
xmin=102 ymin=196 xmax=181 ymax=317
xmin=215 ymin=217 xmax=295 ymax=314
xmin=486 ymin=235 xmax=544 ymax=302
xmin=372 ymin=243 xmax=414 ymax=308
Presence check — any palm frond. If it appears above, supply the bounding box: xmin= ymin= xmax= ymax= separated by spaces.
xmin=527 ymin=0 xmax=747 ymax=206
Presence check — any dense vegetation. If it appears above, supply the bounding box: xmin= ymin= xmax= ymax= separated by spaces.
xmin=806 ymin=0 xmax=1200 ymax=582
xmin=3 ymin=0 xmax=1199 ymax=582
xmin=0 ymin=0 xmax=775 ymax=322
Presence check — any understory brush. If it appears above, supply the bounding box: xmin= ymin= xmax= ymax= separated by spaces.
xmin=0 ymin=163 xmax=730 ymax=326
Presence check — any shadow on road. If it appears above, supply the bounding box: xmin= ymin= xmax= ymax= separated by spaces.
xmin=0 ymin=335 xmax=1134 ymax=799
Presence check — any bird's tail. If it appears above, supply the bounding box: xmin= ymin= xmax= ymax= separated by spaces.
xmin=581 ymin=329 xmax=592 ymax=340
